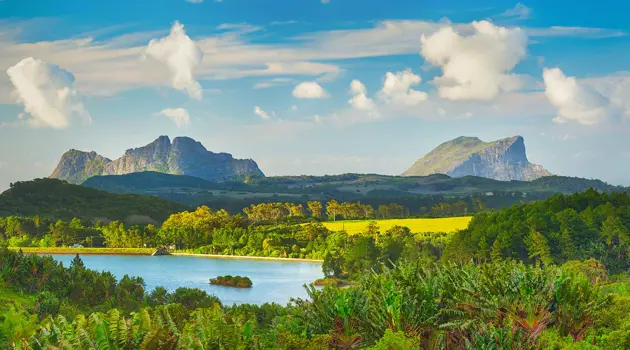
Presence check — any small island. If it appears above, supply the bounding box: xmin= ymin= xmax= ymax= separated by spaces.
xmin=209 ymin=275 xmax=253 ymax=288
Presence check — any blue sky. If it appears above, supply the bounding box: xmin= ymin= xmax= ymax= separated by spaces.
xmin=1 ymin=0 xmax=630 ymax=190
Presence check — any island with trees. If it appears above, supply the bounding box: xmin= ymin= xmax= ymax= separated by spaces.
xmin=209 ymin=275 xmax=253 ymax=288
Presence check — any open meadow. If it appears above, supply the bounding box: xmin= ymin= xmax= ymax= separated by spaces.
xmin=320 ymin=216 xmax=472 ymax=234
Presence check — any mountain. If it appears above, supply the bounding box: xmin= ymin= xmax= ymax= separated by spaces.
xmin=402 ymin=136 xmax=551 ymax=181
xmin=51 ymin=136 xmax=264 ymax=184
xmin=0 ymin=178 xmax=188 ymax=223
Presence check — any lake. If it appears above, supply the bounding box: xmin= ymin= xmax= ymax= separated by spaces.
xmin=48 ymin=254 xmax=323 ymax=305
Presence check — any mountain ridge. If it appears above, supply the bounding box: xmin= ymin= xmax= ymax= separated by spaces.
xmin=50 ymin=136 xmax=264 ymax=184
xmin=402 ymin=135 xmax=551 ymax=181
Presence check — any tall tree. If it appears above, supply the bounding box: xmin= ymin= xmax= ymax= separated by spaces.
xmin=527 ymin=231 xmax=552 ymax=266
xmin=307 ymin=201 xmax=323 ymax=218
xmin=601 ymin=215 xmax=630 ymax=247
xmin=326 ymin=200 xmax=341 ymax=221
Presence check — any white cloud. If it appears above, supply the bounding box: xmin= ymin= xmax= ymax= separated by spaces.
xmin=582 ymin=72 xmax=630 ymax=117
xmin=292 ymin=81 xmax=328 ymax=99
xmin=6 ymin=57 xmax=91 ymax=129
xmin=499 ymin=3 xmax=532 ymax=20
xmin=157 ymin=108 xmax=191 ymax=128
xmin=543 ymin=67 xmax=610 ymax=125
xmin=186 ymin=0 xmax=204 ymax=3
xmin=378 ymin=70 xmax=428 ymax=106
xmin=527 ymin=26 xmax=626 ymax=39
xmin=348 ymin=80 xmax=377 ymax=111
xmin=146 ymin=21 xmax=203 ymax=99
xmin=290 ymin=105 xmax=298 ymax=111
xmin=254 ymin=106 xmax=271 ymax=120
xmin=270 ymin=20 xmax=298 ymax=26
xmin=253 ymin=82 xmax=272 ymax=89
xmin=420 ymin=20 xmax=528 ymax=101
xmin=0 ymin=19 xmax=623 ymax=105
xmin=253 ymin=77 xmax=296 ymax=89
xmin=321 ymin=0 xmax=330 ymax=3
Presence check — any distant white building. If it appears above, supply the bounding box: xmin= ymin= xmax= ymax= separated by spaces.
xmin=70 ymin=244 xmax=84 ymax=248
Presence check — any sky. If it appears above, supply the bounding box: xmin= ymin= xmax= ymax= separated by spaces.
xmin=1 ymin=0 xmax=630 ymax=191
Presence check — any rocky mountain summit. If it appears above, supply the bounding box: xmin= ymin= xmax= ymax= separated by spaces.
xmin=50 ymin=136 xmax=264 ymax=184
xmin=402 ymin=136 xmax=551 ymax=181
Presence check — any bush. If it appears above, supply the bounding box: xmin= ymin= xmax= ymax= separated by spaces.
xmin=35 ymin=291 xmax=60 ymax=319
xmin=168 ymin=287 xmax=221 ymax=309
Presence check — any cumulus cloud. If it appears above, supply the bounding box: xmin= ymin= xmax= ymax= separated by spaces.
xmin=254 ymin=106 xmax=271 ymax=120
xmin=348 ymin=80 xmax=377 ymax=111
xmin=420 ymin=20 xmax=528 ymax=101
xmin=543 ymin=67 xmax=610 ymax=125
xmin=146 ymin=21 xmax=203 ymax=100
xmin=378 ymin=70 xmax=427 ymax=106
xmin=292 ymin=81 xmax=328 ymax=99
xmin=157 ymin=108 xmax=191 ymax=128
xmin=6 ymin=57 xmax=91 ymax=129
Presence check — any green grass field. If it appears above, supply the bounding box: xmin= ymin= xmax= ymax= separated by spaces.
xmin=320 ymin=217 xmax=472 ymax=234
xmin=9 ymin=247 xmax=155 ymax=255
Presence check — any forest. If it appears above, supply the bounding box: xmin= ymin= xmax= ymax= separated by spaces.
xmin=2 ymin=189 xmax=630 ymax=348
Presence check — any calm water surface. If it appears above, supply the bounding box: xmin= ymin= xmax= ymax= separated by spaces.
xmin=48 ymin=255 xmax=323 ymax=305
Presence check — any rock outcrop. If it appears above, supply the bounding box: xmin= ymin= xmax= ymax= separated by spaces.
xmin=50 ymin=136 xmax=264 ymax=184
xmin=402 ymin=136 xmax=551 ymax=181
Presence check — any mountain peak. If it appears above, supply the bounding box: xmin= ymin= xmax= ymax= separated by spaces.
xmin=402 ymin=135 xmax=550 ymax=181
xmin=172 ymin=136 xmax=208 ymax=153
xmin=51 ymin=136 xmax=264 ymax=184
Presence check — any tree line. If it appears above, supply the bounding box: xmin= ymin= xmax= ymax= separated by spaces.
xmin=444 ymin=188 xmax=630 ymax=273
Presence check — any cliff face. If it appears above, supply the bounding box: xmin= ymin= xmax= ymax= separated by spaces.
xmin=51 ymin=136 xmax=264 ymax=184
xmin=402 ymin=136 xmax=551 ymax=181
xmin=50 ymin=150 xmax=112 ymax=185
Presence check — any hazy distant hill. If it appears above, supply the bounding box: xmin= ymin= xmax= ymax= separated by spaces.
xmin=50 ymin=136 xmax=264 ymax=184
xmin=81 ymin=171 xmax=626 ymax=214
xmin=402 ymin=136 xmax=551 ymax=181
xmin=0 ymin=178 xmax=188 ymax=224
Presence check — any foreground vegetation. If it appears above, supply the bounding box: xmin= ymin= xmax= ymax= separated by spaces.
xmin=2 ymin=245 xmax=630 ymax=349
xmin=3 ymin=189 xmax=630 ymax=348
xmin=320 ymin=217 xmax=471 ymax=234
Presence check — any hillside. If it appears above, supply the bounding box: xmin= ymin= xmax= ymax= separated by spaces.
xmin=0 ymin=178 xmax=188 ymax=224
xmin=51 ymin=136 xmax=264 ymax=184
xmin=81 ymin=171 xmax=627 ymax=214
xmin=402 ymin=136 xmax=551 ymax=181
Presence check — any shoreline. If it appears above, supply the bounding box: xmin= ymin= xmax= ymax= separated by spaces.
xmin=10 ymin=247 xmax=323 ymax=263
xmin=172 ymin=252 xmax=323 ymax=263
xmin=10 ymin=247 xmax=154 ymax=255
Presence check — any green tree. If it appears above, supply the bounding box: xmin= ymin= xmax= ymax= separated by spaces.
xmin=527 ymin=231 xmax=552 ymax=266
xmin=307 ymin=201 xmax=323 ymax=218
xmin=601 ymin=215 xmax=630 ymax=247
xmin=326 ymin=200 xmax=342 ymax=221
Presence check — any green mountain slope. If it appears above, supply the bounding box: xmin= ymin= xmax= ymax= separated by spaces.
xmin=0 ymin=178 xmax=188 ymax=223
